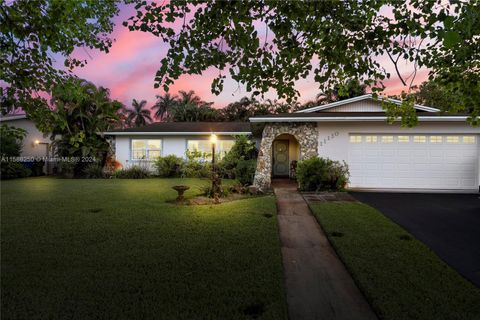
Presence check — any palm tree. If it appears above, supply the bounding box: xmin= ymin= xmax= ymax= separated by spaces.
xmin=152 ymin=92 xmax=178 ymax=121
xmin=177 ymin=90 xmax=204 ymax=106
xmin=125 ymin=99 xmax=152 ymax=127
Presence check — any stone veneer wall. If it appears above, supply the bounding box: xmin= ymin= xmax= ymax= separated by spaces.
xmin=253 ymin=122 xmax=318 ymax=190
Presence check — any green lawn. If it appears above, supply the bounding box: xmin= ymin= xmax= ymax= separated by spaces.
xmin=310 ymin=202 xmax=480 ymax=320
xmin=1 ymin=177 xmax=287 ymax=320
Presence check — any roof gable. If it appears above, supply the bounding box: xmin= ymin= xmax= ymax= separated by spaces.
xmin=296 ymin=94 xmax=440 ymax=113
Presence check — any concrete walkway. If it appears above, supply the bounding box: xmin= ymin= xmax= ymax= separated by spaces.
xmin=273 ymin=180 xmax=377 ymax=320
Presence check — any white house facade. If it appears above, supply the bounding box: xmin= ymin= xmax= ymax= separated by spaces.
xmin=249 ymin=95 xmax=479 ymax=192
xmin=106 ymin=122 xmax=253 ymax=170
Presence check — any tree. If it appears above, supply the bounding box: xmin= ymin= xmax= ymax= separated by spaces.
xmin=125 ymin=1 xmax=480 ymax=125
xmin=125 ymin=99 xmax=152 ymax=127
xmin=153 ymin=92 xmax=178 ymax=120
xmin=0 ymin=0 xmax=123 ymax=114
xmin=169 ymin=103 xmax=220 ymax=122
xmin=26 ymin=77 xmax=122 ymax=176
xmin=166 ymin=90 xmax=219 ymax=122
xmin=411 ymin=81 xmax=450 ymax=111
xmin=295 ymin=79 xmax=368 ymax=111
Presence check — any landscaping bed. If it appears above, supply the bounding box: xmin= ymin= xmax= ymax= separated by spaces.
xmin=310 ymin=202 xmax=480 ymax=320
xmin=1 ymin=177 xmax=287 ymax=319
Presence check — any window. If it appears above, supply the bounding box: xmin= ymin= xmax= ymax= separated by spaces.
xmin=446 ymin=136 xmax=459 ymax=143
xmin=381 ymin=136 xmax=393 ymax=143
xmin=398 ymin=136 xmax=410 ymax=143
xmin=131 ymin=139 xmax=162 ymax=160
xmin=430 ymin=136 xmax=443 ymax=143
xmin=463 ymin=136 xmax=476 ymax=144
xmin=350 ymin=136 xmax=362 ymax=143
xmin=187 ymin=139 xmax=235 ymax=160
xmin=365 ymin=136 xmax=377 ymax=143
xmin=413 ymin=136 xmax=426 ymax=143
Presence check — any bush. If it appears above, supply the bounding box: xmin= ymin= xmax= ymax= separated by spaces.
xmin=0 ymin=162 xmax=31 ymax=180
xmin=200 ymin=183 xmax=229 ymax=198
xmin=296 ymin=157 xmax=349 ymax=191
xmin=182 ymin=160 xmax=212 ymax=178
xmin=83 ymin=163 xmax=104 ymax=179
xmin=114 ymin=165 xmax=150 ymax=179
xmin=234 ymin=159 xmax=257 ymax=186
xmin=219 ymin=135 xmax=258 ymax=183
xmin=31 ymin=160 xmax=45 ymax=176
xmin=58 ymin=161 xmax=77 ymax=178
xmin=154 ymin=155 xmax=185 ymax=177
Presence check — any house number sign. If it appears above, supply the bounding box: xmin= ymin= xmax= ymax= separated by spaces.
xmin=319 ymin=131 xmax=339 ymax=146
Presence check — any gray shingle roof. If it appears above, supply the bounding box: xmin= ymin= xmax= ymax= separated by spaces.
xmin=107 ymin=122 xmax=252 ymax=134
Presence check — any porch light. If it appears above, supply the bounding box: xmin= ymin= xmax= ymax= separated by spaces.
xmin=210 ymin=133 xmax=217 ymax=144
xmin=34 ymin=139 xmax=40 ymax=145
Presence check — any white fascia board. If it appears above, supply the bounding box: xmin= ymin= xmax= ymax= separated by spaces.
xmin=387 ymin=98 xmax=440 ymax=112
xmin=296 ymin=94 xmax=440 ymax=113
xmin=249 ymin=116 xmax=469 ymax=122
xmin=0 ymin=115 xmax=28 ymax=121
xmin=295 ymin=94 xmax=372 ymax=113
xmin=103 ymin=131 xmax=252 ymax=136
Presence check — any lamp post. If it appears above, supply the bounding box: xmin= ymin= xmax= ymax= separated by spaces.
xmin=210 ymin=133 xmax=220 ymax=204
xmin=34 ymin=139 xmax=50 ymax=174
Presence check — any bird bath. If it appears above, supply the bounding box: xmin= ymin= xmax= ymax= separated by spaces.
xmin=172 ymin=185 xmax=190 ymax=203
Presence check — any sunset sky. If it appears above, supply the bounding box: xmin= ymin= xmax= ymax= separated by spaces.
xmin=67 ymin=3 xmax=430 ymax=109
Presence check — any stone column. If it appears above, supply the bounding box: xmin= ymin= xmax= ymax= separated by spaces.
xmin=253 ymin=122 xmax=318 ymax=190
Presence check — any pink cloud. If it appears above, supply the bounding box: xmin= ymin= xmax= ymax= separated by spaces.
xmin=66 ymin=5 xmax=431 ymax=109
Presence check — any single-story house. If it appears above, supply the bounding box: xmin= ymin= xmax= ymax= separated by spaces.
xmin=106 ymin=94 xmax=479 ymax=192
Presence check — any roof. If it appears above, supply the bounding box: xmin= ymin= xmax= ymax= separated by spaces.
xmin=0 ymin=114 xmax=28 ymax=122
xmin=296 ymin=94 xmax=440 ymax=113
xmin=105 ymin=122 xmax=252 ymax=135
xmin=249 ymin=112 xmax=469 ymax=122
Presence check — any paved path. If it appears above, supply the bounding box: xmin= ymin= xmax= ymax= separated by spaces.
xmin=273 ymin=180 xmax=377 ymax=320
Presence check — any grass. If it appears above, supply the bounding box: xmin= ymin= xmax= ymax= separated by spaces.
xmin=310 ymin=202 xmax=480 ymax=320
xmin=1 ymin=177 xmax=287 ymax=320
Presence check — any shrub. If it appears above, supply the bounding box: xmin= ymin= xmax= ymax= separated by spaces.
xmin=31 ymin=160 xmax=45 ymax=176
xmin=105 ymin=157 xmax=122 ymax=171
xmin=58 ymin=161 xmax=77 ymax=178
xmin=234 ymin=159 xmax=257 ymax=186
xmin=200 ymin=183 xmax=229 ymax=198
xmin=0 ymin=124 xmax=30 ymax=180
xmin=219 ymin=135 xmax=258 ymax=182
xmin=296 ymin=156 xmax=349 ymax=191
xmin=0 ymin=162 xmax=31 ymax=180
xmin=154 ymin=155 xmax=185 ymax=177
xmin=114 ymin=165 xmax=150 ymax=179
xmin=183 ymin=160 xmax=212 ymax=178
xmin=83 ymin=163 xmax=104 ymax=179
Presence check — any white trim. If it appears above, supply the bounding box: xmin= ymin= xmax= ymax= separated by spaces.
xmin=296 ymin=94 xmax=440 ymax=113
xmin=0 ymin=115 xmax=28 ymax=122
xmin=104 ymin=131 xmax=252 ymax=136
xmin=249 ymin=116 xmax=468 ymax=122
xmin=348 ymin=188 xmax=478 ymax=194
xmin=296 ymin=94 xmax=373 ymax=113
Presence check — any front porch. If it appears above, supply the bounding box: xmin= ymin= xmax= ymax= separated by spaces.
xmin=253 ymin=123 xmax=319 ymax=190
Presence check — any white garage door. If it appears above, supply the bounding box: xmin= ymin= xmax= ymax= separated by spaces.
xmin=348 ymin=134 xmax=479 ymax=190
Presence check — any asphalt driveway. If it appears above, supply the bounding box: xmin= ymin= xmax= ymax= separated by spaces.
xmin=350 ymin=192 xmax=480 ymax=288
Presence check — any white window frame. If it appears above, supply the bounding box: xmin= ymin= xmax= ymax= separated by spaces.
xmin=463 ymin=136 xmax=476 ymax=144
xmin=350 ymin=135 xmax=362 ymax=143
xmin=131 ymin=139 xmax=162 ymax=161
xmin=446 ymin=136 xmax=460 ymax=144
xmin=186 ymin=139 xmax=235 ymax=160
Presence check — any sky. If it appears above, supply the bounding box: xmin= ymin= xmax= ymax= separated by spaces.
xmin=67 ymin=3 xmax=429 ymax=109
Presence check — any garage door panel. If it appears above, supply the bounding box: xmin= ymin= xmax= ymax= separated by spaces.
xmin=348 ymin=134 xmax=478 ymax=189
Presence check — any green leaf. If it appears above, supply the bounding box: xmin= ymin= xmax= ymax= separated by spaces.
xmin=443 ymin=31 xmax=461 ymax=48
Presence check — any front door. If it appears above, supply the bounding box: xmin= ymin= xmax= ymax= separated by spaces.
xmin=273 ymin=140 xmax=289 ymax=177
